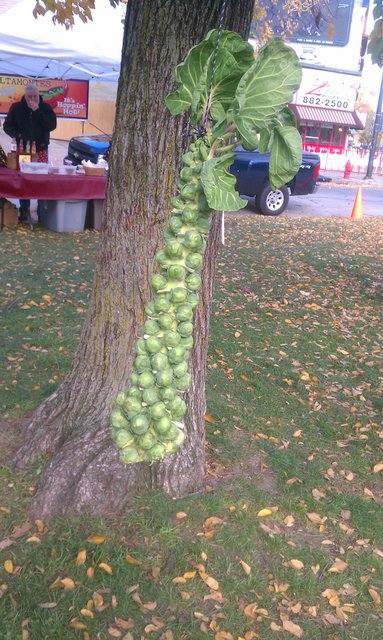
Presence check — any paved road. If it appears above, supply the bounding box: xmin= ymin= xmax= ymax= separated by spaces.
xmin=243 ymin=184 xmax=383 ymax=218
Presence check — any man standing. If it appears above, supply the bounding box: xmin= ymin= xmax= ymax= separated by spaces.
xmin=3 ymin=83 xmax=57 ymax=222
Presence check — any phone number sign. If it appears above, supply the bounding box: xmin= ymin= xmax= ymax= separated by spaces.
xmin=294 ymin=70 xmax=358 ymax=112
xmin=0 ymin=76 xmax=89 ymax=119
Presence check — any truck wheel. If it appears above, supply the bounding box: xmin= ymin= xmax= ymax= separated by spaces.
xmin=257 ymin=184 xmax=289 ymax=216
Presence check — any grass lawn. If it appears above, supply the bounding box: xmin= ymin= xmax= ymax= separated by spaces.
xmin=0 ymin=215 xmax=382 ymax=640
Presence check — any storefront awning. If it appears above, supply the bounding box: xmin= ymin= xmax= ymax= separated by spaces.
xmin=290 ymin=105 xmax=364 ymax=130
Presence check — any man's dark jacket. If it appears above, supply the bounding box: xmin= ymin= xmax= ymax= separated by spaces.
xmin=3 ymin=96 xmax=57 ymax=152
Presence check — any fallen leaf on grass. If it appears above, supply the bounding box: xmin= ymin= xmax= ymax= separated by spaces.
xmin=373 ymin=461 xmax=383 ymax=473
xmin=239 ymin=560 xmax=251 ymax=575
xmin=257 ymin=508 xmax=272 ymax=517
xmin=107 ymin=627 xmax=122 ymax=637
xmin=76 ymin=549 xmax=87 ymax=566
xmin=0 ymin=539 xmax=14 ymax=552
xmin=69 ymin=618 xmax=87 ymax=630
xmin=176 ymin=512 xmax=187 ymax=520
xmin=86 ymin=535 xmax=106 ymax=544
xmin=114 ymin=617 xmax=135 ymax=630
xmin=282 ymin=620 xmax=303 ymax=637
xmin=288 ymin=559 xmax=304 ymax=571
xmin=3 ymin=560 xmax=14 ymax=574
xmin=199 ymin=572 xmax=219 ymax=591
xmin=125 ymin=554 xmax=142 ymax=566
xmin=60 ymin=577 xmax=76 ymax=590
xmin=327 ymin=559 xmax=348 ymax=574
xmin=368 ymin=588 xmax=381 ymax=607
xmin=99 ymin=562 xmax=113 ymax=575
xmin=38 ymin=602 xmax=57 ymax=609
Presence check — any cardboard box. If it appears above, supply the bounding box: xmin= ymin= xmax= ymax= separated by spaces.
xmin=40 ymin=200 xmax=87 ymax=232
xmin=1 ymin=199 xmax=18 ymax=225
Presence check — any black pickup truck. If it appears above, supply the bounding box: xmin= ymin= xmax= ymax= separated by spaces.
xmin=65 ymin=135 xmax=321 ymax=216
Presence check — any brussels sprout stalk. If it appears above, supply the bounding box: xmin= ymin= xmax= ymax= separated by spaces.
xmin=111 ymin=29 xmax=303 ymax=464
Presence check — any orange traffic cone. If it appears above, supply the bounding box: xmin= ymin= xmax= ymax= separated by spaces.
xmin=350 ymin=186 xmax=363 ymax=219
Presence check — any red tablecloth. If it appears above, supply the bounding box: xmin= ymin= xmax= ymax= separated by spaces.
xmin=0 ymin=167 xmax=107 ymax=200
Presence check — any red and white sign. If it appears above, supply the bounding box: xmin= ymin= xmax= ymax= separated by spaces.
xmin=294 ymin=68 xmax=359 ymax=112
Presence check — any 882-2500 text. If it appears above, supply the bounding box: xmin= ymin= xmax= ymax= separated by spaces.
xmin=302 ymin=95 xmax=350 ymax=109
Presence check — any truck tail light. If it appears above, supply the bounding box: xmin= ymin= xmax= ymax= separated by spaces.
xmin=313 ymin=161 xmax=321 ymax=181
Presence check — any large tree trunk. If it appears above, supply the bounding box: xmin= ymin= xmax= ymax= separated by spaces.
xmin=12 ymin=0 xmax=254 ymax=519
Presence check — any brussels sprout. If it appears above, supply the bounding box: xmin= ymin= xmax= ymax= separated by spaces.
xmin=146 ymin=443 xmax=166 ymax=460
xmin=160 ymin=422 xmax=182 ymax=441
xmin=168 ymin=264 xmax=185 ymax=281
xmin=143 ymin=319 xmax=160 ymax=335
xmin=154 ymin=295 xmax=171 ymax=313
xmin=176 ymin=303 xmax=194 ymax=322
xmin=139 ymin=430 xmax=158 ymax=450
xmin=168 ymin=396 xmax=187 ymax=418
xmin=142 ymin=387 xmax=159 ymax=405
xmin=181 ymin=184 xmax=198 ymax=201
xmin=170 ymin=195 xmax=185 ymax=209
xmin=185 ymin=252 xmax=203 ymax=271
xmin=120 ymin=446 xmax=140 ymax=464
xmin=156 ymin=248 xmax=171 ymax=266
xmin=123 ymin=397 xmax=142 ymax=416
xmin=151 ymin=274 xmax=168 ymax=291
xmin=196 ymin=218 xmax=210 ymax=234
xmin=157 ymin=313 xmax=173 ymax=330
xmin=156 ymin=368 xmax=173 ymax=387
xmin=159 ymin=386 xmax=177 ymax=402
xmin=154 ymin=415 xmax=172 ymax=434
xmin=168 ymin=345 xmax=186 ymax=364
xmin=187 ymin=292 xmax=199 ymax=308
xmin=151 ymin=352 xmax=168 ymax=371
xmin=126 ymin=385 xmax=142 ymax=399
xmin=198 ymin=143 xmax=208 ymax=161
xmin=178 ymin=321 xmax=193 ymax=337
xmin=164 ymin=331 xmax=181 ymax=348
xmin=170 ymin=287 xmax=188 ymax=304
xmin=115 ymin=392 xmax=127 ymax=406
xmin=185 ymin=273 xmax=202 ymax=291
xmin=198 ymin=193 xmax=210 ymax=213
xmin=130 ymin=371 xmax=140 ymax=385
xmin=181 ymin=151 xmax=195 ymax=166
xmin=130 ymin=414 xmax=149 ymax=435
xmin=149 ymin=401 xmax=167 ymax=420
xmin=180 ymin=166 xmax=194 ymax=181
xmin=134 ymin=355 xmax=151 ymax=373
xmin=170 ymin=428 xmax=186 ymax=448
xmin=165 ymin=239 xmax=184 ymax=259
xmin=173 ymin=361 xmax=188 ymax=378
xmin=182 ymin=207 xmax=197 ymax=224
xmin=167 ymin=215 xmax=184 ymax=235
xmin=175 ymin=373 xmax=192 ymax=391
xmin=145 ymin=336 xmax=162 ymax=353
xmin=110 ymin=408 xmax=129 ymax=430
xmin=114 ymin=429 xmax=135 ymax=448
xmin=138 ymin=371 xmax=155 ymax=388
xmin=136 ymin=338 xmax=148 ymax=355
xmin=183 ymin=229 xmax=203 ymax=250
xmin=145 ymin=300 xmax=157 ymax=317
xmin=180 ymin=335 xmax=194 ymax=350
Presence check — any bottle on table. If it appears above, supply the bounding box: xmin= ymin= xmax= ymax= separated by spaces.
xmin=18 ymin=139 xmax=24 ymax=154
xmin=25 ymin=140 xmax=31 ymax=154
xmin=11 ymin=138 xmax=17 ymax=152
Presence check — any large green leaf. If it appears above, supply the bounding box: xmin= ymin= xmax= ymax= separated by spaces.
xmin=166 ymin=39 xmax=214 ymax=115
xmin=269 ymin=125 xmax=302 ymax=190
xmin=166 ymin=30 xmax=255 ymax=120
xmin=233 ymin=39 xmax=302 ymax=149
xmin=200 ymin=153 xmax=247 ymax=211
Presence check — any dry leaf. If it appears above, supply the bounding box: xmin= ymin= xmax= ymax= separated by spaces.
xmin=282 ymin=619 xmax=303 ymax=637
xmin=328 ymin=559 xmax=348 ymax=574
xmin=125 ymin=554 xmax=142 ymax=566
xmin=200 ymin=572 xmax=219 ymax=591
xmin=76 ymin=549 xmax=87 ymax=566
xmin=114 ymin=617 xmax=135 ymax=630
xmin=86 ymin=567 xmax=94 ymax=579
xmin=239 ymin=560 xmax=251 ymax=575
xmin=80 ymin=608 xmax=94 ymax=619
xmin=99 ymin=562 xmax=113 ymax=575
xmin=270 ymin=622 xmax=283 ymax=631
xmin=0 ymin=539 xmax=14 ymax=552
xmin=215 ymin=632 xmax=234 ymax=640
xmin=152 ymin=566 xmax=161 ymax=578
xmin=38 ymin=602 xmax=57 ymax=609
xmin=61 ymin=577 xmax=75 ymax=590
xmin=373 ymin=461 xmax=383 ymax=474
xmin=368 ymin=588 xmax=381 ymax=607
xmin=288 ymin=559 xmax=304 ymax=570
xmin=257 ymin=508 xmax=272 ymax=517
xmin=107 ymin=627 xmax=122 ymax=637
xmin=26 ymin=535 xmax=41 ymax=544
xmin=86 ymin=535 xmax=106 ymax=544
xmin=176 ymin=512 xmax=187 ymax=519
xmin=204 ymin=415 xmax=215 ymax=423
xmin=284 ymin=515 xmax=295 ymax=527
xmin=4 ymin=560 xmax=14 ymax=574
xmin=69 ymin=618 xmax=87 ymax=630
xmin=306 ymin=512 xmax=325 ymax=525
xmin=34 ymin=520 xmax=45 ymax=533
xmin=204 ymin=516 xmax=224 ymax=529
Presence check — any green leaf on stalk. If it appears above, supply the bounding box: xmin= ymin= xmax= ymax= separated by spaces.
xmin=166 ymin=39 xmax=214 ymax=115
xmin=233 ymin=39 xmax=302 ymax=149
xmin=258 ymin=128 xmax=274 ymax=153
xmin=269 ymin=125 xmax=302 ymax=190
xmin=201 ymin=153 xmax=247 ymax=211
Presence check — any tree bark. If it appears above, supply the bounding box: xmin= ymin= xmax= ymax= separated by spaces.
xmin=12 ymin=0 xmax=254 ymax=519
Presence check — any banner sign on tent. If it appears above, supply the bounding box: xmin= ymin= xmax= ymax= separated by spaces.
xmin=0 ymin=77 xmax=89 ymax=119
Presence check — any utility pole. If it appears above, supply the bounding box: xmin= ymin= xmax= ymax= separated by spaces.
xmin=364 ymin=70 xmax=383 ymax=180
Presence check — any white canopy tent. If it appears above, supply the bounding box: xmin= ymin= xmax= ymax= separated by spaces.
xmin=0 ymin=0 xmax=124 ymax=81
